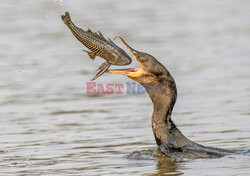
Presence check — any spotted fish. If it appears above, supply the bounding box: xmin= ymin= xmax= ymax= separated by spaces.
xmin=61 ymin=12 xmax=132 ymax=81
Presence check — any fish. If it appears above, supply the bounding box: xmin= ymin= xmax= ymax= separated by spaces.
xmin=61 ymin=12 xmax=132 ymax=81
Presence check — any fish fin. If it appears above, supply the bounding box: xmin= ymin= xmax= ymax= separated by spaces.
xmin=97 ymin=31 xmax=105 ymax=40
xmin=98 ymin=31 xmax=104 ymax=37
xmin=82 ymin=49 xmax=96 ymax=60
xmin=92 ymin=30 xmax=106 ymax=41
xmin=87 ymin=28 xmax=93 ymax=33
xmin=91 ymin=62 xmax=111 ymax=81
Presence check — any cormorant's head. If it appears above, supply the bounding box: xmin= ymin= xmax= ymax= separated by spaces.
xmin=108 ymin=37 xmax=168 ymax=84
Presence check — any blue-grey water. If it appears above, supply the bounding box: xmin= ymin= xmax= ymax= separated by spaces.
xmin=0 ymin=0 xmax=250 ymax=175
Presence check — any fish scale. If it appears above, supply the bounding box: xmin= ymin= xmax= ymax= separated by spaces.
xmin=68 ymin=23 xmax=106 ymax=56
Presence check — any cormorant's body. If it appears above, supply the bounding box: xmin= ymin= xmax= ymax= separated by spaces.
xmin=146 ymin=68 xmax=232 ymax=158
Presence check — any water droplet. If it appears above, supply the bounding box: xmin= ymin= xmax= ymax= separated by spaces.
xmin=54 ymin=0 xmax=66 ymax=10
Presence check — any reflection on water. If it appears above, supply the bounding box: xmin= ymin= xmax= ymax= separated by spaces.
xmin=0 ymin=0 xmax=250 ymax=175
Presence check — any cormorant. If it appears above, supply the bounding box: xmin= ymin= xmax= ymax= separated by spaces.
xmin=108 ymin=37 xmax=233 ymax=159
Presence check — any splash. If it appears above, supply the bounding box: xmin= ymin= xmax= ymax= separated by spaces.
xmin=54 ymin=0 xmax=66 ymax=11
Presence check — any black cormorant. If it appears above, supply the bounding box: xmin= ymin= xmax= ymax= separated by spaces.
xmin=108 ymin=37 xmax=232 ymax=159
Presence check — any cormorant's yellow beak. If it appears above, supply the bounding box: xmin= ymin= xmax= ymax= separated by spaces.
xmin=107 ymin=37 xmax=142 ymax=78
xmin=108 ymin=68 xmax=141 ymax=78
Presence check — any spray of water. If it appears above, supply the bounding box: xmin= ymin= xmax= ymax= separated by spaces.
xmin=54 ymin=0 xmax=66 ymax=13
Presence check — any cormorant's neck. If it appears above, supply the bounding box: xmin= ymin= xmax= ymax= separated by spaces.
xmin=143 ymin=73 xmax=194 ymax=150
xmin=140 ymin=71 xmax=230 ymax=158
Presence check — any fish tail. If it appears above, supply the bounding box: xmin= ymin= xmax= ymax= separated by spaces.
xmin=61 ymin=12 xmax=72 ymax=26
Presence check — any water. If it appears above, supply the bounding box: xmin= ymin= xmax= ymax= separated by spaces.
xmin=0 ymin=0 xmax=250 ymax=175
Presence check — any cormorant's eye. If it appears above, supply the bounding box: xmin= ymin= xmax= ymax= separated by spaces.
xmin=138 ymin=57 xmax=143 ymax=62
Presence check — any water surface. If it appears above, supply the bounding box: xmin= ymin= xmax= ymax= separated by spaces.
xmin=0 ymin=0 xmax=250 ymax=175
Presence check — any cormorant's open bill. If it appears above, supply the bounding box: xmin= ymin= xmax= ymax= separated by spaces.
xmin=108 ymin=37 xmax=143 ymax=78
